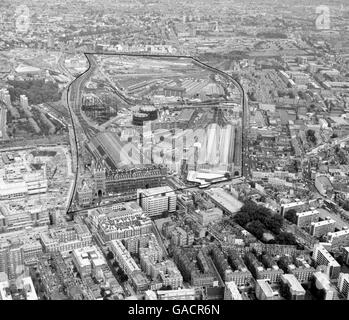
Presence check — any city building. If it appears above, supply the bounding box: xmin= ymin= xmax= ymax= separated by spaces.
xmin=255 ymin=279 xmax=279 ymax=300
xmin=312 ymin=272 xmax=337 ymax=300
xmin=227 ymin=250 xmax=253 ymax=286
xmin=0 ymin=277 xmax=38 ymax=300
xmin=224 ymin=281 xmax=243 ymax=300
xmin=280 ymin=274 xmax=306 ymax=300
xmin=337 ymin=273 xmax=349 ymax=300
xmin=312 ymin=245 xmax=341 ymax=279
xmin=91 ymin=163 xmax=167 ymax=195
xmin=194 ymin=207 xmax=223 ymax=227
xmin=157 ymin=288 xmax=195 ymax=300
xmin=327 ymin=229 xmax=349 ymax=248
xmin=342 ymin=247 xmax=349 ymax=265
xmin=110 ymin=239 xmax=149 ymax=292
xmin=72 ymin=246 xmax=107 ymax=278
xmin=205 ymin=188 xmax=243 ymax=215
xmin=137 ymin=186 xmax=176 ymax=217
xmin=295 ymin=210 xmax=319 ymax=228
xmin=280 ymin=201 xmax=307 ymax=217
xmin=310 ymin=219 xmax=336 ymax=237
xmin=76 ymin=182 xmax=94 ymax=208
xmin=0 ymin=242 xmax=23 ymax=280
xmin=40 ymin=224 xmax=92 ymax=256
xmin=170 ymin=227 xmax=194 ymax=247
xmin=91 ymin=202 xmax=152 ymax=242
xmin=287 ymin=263 xmax=316 ymax=283
xmin=144 ymin=289 xmax=157 ymax=300
xmin=245 ymin=252 xmax=284 ymax=284
xmin=0 ymin=203 xmax=50 ymax=233
xmin=0 ymin=161 xmax=48 ymax=200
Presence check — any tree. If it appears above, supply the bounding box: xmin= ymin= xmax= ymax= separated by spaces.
xmin=246 ymin=220 xmax=266 ymax=240
xmin=106 ymin=250 xmax=114 ymax=260
xmin=234 ymin=212 xmax=251 ymax=227
xmin=264 ymin=215 xmax=283 ymax=235
xmin=275 ymin=232 xmax=297 ymax=245
xmin=285 ymin=209 xmax=297 ymax=224
xmin=342 ymin=201 xmax=349 ymax=211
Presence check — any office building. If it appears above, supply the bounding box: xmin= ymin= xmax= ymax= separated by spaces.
xmin=137 ymin=186 xmax=176 ymax=217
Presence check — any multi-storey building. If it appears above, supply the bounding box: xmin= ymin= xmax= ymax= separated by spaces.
xmin=40 ymin=223 xmax=92 ymax=256
xmin=295 ymin=210 xmax=319 ymax=228
xmin=93 ymin=164 xmax=167 ymax=196
xmin=343 ymin=247 xmax=349 ymax=265
xmin=93 ymin=202 xmax=152 ymax=242
xmin=280 ymin=201 xmax=307 ymax=217
xmin=72 ymin=246 xmax=107 ymax=277
xmin=310 ymin=219 xmax=336 ymax=237
xmin=255 ymin=279 xmax=279 ymax=300
xmin=157 ymin=288 xmax=195 ymax=300
xmin=327 ymin=229 xmax=349 ymax=248
xmin=244 ymin=252 xmax=284 ymax=284
xmin=0 ymin=241 xmax=23 ymax=279
xmin=224 ymin=281 xmax=242 ymax=300
xmin=0 ymin=204 xmax=50 ymax=233
xmin=338 ymin=273 xmax=349 ymax=300
xmin=137 ymin=186 xmax=176 ymax=217
xmin=280 ymin=274 xmax=306 ymax=300
xmin=312 ymin=272 xmax=337 ymax=300
xmin=312 ymin=244 xmax=341 ymax=279
xmin=227 ymin=250 xmax=253 ymax=286
xmin=288 ymin=264 xmax=316 ymax=283
xmin=110 ymin=239 xmax=149 ymax=293
xmin=170 ymin=227 xmax=194 ymax=247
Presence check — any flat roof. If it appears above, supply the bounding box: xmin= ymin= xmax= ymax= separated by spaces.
xmin=205 ymin=188 xmax=243 ymax=214
xmin=281 ymin=274 xmax=305 ymax=293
